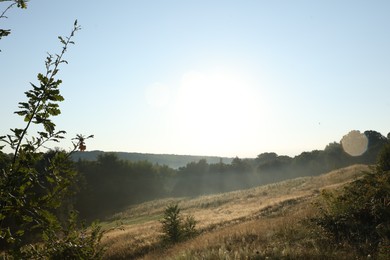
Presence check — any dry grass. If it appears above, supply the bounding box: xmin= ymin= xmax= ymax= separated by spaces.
xmin=100 ymin=164 xmax=369 ymax=259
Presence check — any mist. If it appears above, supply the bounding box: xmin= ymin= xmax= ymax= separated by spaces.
xmin=70 ymin=130 xmax=388 ymax=221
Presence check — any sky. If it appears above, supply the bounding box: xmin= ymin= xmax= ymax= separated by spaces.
xmin=1 ymin=0 xmax=390 ymax=158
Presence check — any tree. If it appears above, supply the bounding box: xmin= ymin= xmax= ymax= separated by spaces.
xmin=230 ymin=156 xmax=252 ymax=173
xmin=363 ymin=130 xmax=388 ymax=163
xmin=0 ymin=18 xmax=103 ymax=258
xmin=377 ymin=142 xmax=390 ymax=172
xmin=255 ymin=152 xmax=278 ymax=165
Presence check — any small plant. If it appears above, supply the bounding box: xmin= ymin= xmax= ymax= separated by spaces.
xmin=160 ymin=204 xmax=197 ymax=244
xmin=161 ymin=204 xmax=182 ymax=244
xmin=182 ymin=214 xmax=197 ymax=239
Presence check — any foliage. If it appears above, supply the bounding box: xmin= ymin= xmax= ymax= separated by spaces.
xmin=71 ymin=131 xmax=389 ymax=212
xmin=0 ymin=0 xmax=28 ymax=44
xmin=172 ymin=158 xmax=260 ymax=196
xmin=75 ymin=154 xmax=168 ymax=221
xmin=377 ymin=142 xmax=390 ymax=172
xmin=0 ymin=18 xmax=104 ymax=258
xmin=314 ymin=143 xmax=390 ymax=257
xmin=160 ymin=204 xmax=182 ymax=244
xmin=22 ymin=211 xmax=104 ymax=259
xmin=66 ymin=129 xmax=389 ymax=223
xmin=182 ymin=214 xmax=197 ymax=239
xmin=160 ymin=204 xmax=197 ymax=244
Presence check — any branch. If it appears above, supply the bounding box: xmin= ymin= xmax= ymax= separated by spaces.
xmin=11 ymin=21 xmax=80 ymax=166
xmin=0 ymin=1 xmax=28 ymax=47
xmin=0 ymin=2 xmax=16 ymax=19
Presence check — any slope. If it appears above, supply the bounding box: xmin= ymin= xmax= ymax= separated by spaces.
xmin=100 ymin=164 xmax=370 ymax=259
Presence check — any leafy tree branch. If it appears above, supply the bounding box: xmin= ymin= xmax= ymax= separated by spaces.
xmin=2 ymin=20 xmax=81 ymax=166
xmin=0 ymin=17 xmax=103 ymax=258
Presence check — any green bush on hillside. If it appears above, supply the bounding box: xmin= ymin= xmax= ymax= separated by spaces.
xmin=160 ymin=204 xmax=197 ymax=244
xmin=314 ymin=143 xmax=390 ymax=257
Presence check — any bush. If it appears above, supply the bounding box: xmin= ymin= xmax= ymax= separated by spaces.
xmin=160 ymin=204 xmax=197 ymax=244
xmin=314 ymin=143 xmax=390 ymax=257
xmin=22 ymin=211 xmax=104 ymax=259
xmin=182 ymin=215 xmax=197 ymax=239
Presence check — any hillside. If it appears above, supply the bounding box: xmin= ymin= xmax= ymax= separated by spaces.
xmin=100 ymin=164 xmax=370 ymax=259
xmin=72 ymin=135 xmax=389 ymax=222
xmin=71 ymin=150 xmax=234 ymax=169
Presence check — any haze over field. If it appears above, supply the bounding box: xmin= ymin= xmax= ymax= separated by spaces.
xmin=1 ymin=1 xmax=389 ymax=157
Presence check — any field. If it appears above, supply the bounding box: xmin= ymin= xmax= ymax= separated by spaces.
xmin=100 ymin=164 xmax=370 ymax=259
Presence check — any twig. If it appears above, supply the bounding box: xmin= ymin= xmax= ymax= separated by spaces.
xmin=0 ymin=2 xmax=16 ymax=19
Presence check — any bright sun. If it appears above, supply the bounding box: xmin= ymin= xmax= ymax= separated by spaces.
xmin=172 ymin=68 xmax=260 ymax=155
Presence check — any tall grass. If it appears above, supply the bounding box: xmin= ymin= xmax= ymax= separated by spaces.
xmin=100 ymin=164 xmax=369 ymax=259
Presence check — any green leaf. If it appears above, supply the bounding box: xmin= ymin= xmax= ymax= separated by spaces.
xmin=46 ymin=176 xmax=55 ymax=183
xmin=18 ymin=102 xmax=29 ymax=109
xmin=0 ymin=29 xmax=11 ymax=38
xmin=42 ymin=231 xmax=49 ymax=242
xmin=38 ymin=131 xmax=48 ymax=139
xmin=11 ymin=128 xmax=24 ymax=138
xmin=37 ymin=73 xmax=46 ymax=83
xmin=22 ymin=215 xmax=33 ymax=223
xmin=16 ymin=0 xmax=28 ymax=9
xmin=47 ymin=107 xmax=61 ymax=116
xmin=58 ymin=36 xmax=66 ymax=45
xmin=43 ymin=121 xmax=56 ymax=134
xmin=24 ymin=113 xmax=33 ymax=122
xmin=15 ymin=110 xmax=28 ymax=116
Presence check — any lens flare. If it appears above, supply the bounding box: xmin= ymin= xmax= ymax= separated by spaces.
xmin=341 ymin=130 xmax=368 ymax=156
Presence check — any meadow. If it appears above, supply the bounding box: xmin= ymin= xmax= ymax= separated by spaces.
xmin=100 ymin=164 xmax=370 ymax=259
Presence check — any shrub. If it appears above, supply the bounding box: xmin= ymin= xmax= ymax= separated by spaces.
xmin=161 ymin=204 xmax=182 ymax=244
xmin=314 ymin=143 xmax=390 ymax=257
xmin=22 ymin=211 xmax=104 ymax=259
xmin=182 ymin=215 xmax=197 ymax=239
xmin=160 ymin=204 xmax=197 ymax=244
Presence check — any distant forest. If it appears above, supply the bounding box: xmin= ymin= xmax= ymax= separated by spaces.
xmin=1 ymin=130 xmax=389 ymax=222
xmin=71 ymin=151 xmax=233 ymax=169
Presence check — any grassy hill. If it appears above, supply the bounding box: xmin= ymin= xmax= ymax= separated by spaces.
xmin=99 ymin=164 xmax=370 ymax=259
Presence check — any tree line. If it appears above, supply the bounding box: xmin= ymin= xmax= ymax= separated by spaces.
xmin=51 ymin=130 xmax=388 ymax=221
xmin=1 ymin=129 xmax=388 ymax=223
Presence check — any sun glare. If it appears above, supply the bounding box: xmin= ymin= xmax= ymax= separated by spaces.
xmin=341 ymin=130 xmax=368 ymax=156
xmin=145 ymin=82 xmax=171 ymax=108
xmin=173 ymin=68 xmax=259 ymax=154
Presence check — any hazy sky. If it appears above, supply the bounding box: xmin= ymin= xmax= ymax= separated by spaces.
xmin=1 ymin=1 xmax=389 ymax=158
